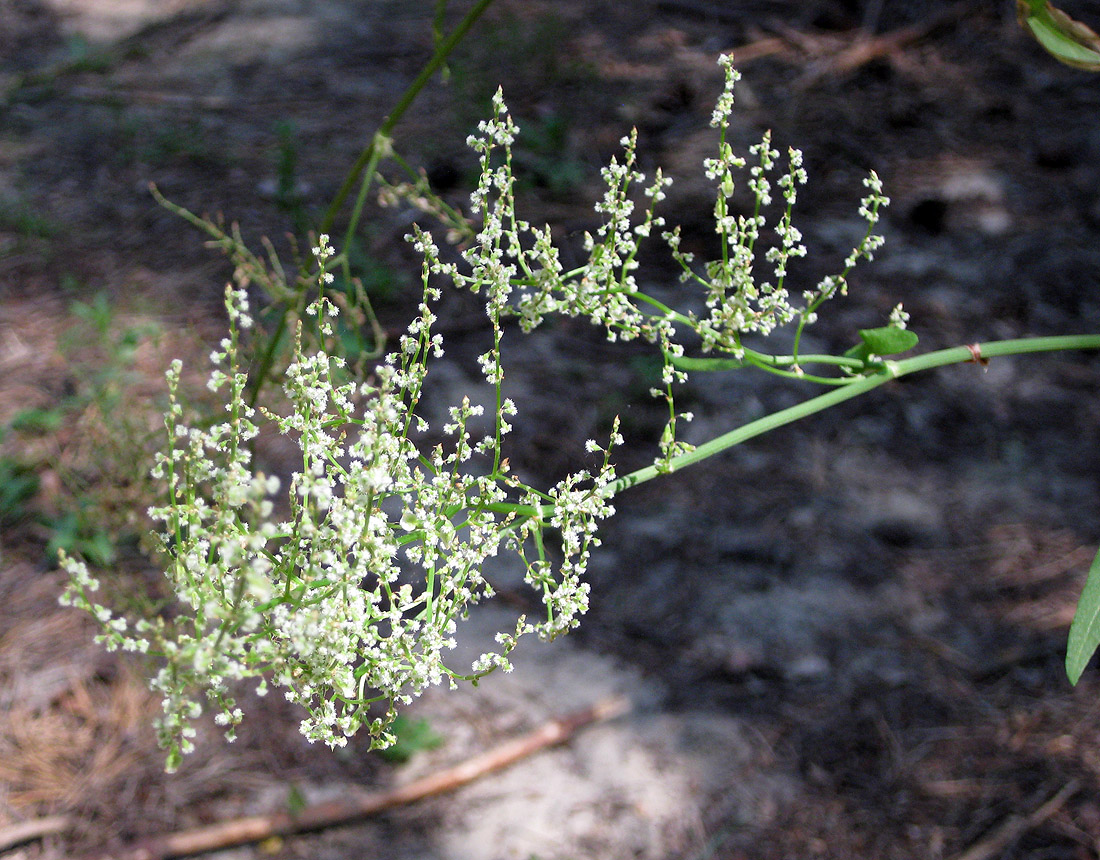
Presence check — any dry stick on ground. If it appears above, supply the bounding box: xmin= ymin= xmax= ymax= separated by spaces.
xmin=950 ymin=779 xmax=1081 ymax=860
xmin=82 ymin=696 xmax=631 ymax=860
xmin=724 ymin=36 xmax=790 ymax=65
xmin=0 ymin=815 xmax=72 ymax=853
xmin=794 ymin=1 xmax=977 ymax=89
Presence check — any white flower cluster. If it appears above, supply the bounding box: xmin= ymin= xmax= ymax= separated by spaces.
xmin=424 ymin=54 xmax=889 ymax=464
xmin=61 ymin=57 xmax=894 ymax=770
xmin=60 ymin=234 xmax=620 ymax=770
xmin=671 ymin=60 xmax=888 ymax=361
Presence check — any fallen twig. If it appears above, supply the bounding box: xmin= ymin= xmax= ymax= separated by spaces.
xmin=796 ymin=1 xmax=976 ymax=89
xmin=0 ymin=815 xmax=72 ymax=852
xmin=950 ymin=779 xmax=1080 ymax=860
xmin=81 ymin=696 xmax=631 ymax=860
xmin=725 ymin=36 xmax=790 ymax=65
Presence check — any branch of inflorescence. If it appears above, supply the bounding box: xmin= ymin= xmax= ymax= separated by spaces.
xmin=465 ymin=334 xmax=1100 ymax=525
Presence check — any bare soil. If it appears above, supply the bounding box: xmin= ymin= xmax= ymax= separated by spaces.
xmin=3 ymin=1 xmax=1100 ymax=858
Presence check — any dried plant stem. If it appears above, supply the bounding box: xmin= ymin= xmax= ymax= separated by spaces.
xmin=951 ymin=780 xmax=1080 ymax=860
xmin=83 ymin=696 xmax=630 ymax=860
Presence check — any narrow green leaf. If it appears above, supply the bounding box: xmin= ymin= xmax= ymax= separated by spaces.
xmin=1017 ymin=1 xmax=1100 ymax=71
xmin=1066 ymin=544 xmax=1100 ymax=684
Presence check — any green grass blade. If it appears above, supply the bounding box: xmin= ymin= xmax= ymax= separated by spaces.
xmin=1067 ymin=544 xmax=1100 ymax=684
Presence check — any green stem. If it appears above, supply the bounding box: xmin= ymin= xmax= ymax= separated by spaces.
xmin=318 ymin=0 xmax=496 ymax=234
xmin=673 ymin=353 xmax=866 ymax=373
xmin=627 ymin=289 xmax=866 ymax=382
xmin=471 ymin=336 xmax=1100 ymax=523
xmin=609 ymin=334 xmax=1100 ymax=495
xmin=340 ymin=134 xmax=389 ymax=278
xmin=249 ymin=0 xmax=495 ymax=409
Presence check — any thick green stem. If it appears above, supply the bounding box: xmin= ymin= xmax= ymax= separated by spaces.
xmin=469 ymin=335 xmax=1100 ymax=526
xmin=609 ymin=334 xmax=1100 ymax=495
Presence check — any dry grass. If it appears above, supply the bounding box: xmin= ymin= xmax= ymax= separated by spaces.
xmin=0 ymin=563 xmax=158 ymax=845
xmin=0 ymin=292 xmax=286 ymax=852
xmin=0 ymin=296 xmax=68 ymax=428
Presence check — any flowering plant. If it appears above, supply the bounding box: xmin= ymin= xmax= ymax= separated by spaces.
xmin=60 ymin=231 xmax=619 ymax=769
xmin=60 ymin=53 xmax=1100 ymax=771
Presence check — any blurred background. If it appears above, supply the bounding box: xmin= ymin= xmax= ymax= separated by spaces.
xmin=2 ymin=1 xmax=1100 ymax=857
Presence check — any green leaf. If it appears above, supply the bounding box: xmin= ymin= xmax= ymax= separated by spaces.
xmin=10 ymin=407 xmax=64 ymax=434
xmin=1067 ymin=544 xmax=1100 ymax=684
xmin=377 ymin=715 xmax=443 ymax=763
xmin=860 ymin=325 xmax=919 ymax=355
xmin=47 ymin=510 xmax=116 ymax=567
xmin=0 ymin=457 xmax=39 ymax=525
xmin=1017 ymin=1 xmax=1100 ymax=71
xmin=843 ymin=325 xmax=919 ymax=364
xmin=285 ymin=783 xmax=307 ymax=815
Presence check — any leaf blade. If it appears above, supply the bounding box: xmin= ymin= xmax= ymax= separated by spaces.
xmin=857 ymin=325 xmax=919 ymax=357
xmin=1066 ymin=543 xmax=1100 ymax=684
xmin=1018 ymin=0 xmax=1100 ymax=71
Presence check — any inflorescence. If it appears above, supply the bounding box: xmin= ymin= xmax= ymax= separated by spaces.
xmin=61 ymin=55 xmax=889 ymax=769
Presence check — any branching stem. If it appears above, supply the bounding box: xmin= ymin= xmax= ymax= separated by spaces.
xmin=610 ymin=335 xmax=1100 ymax=494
